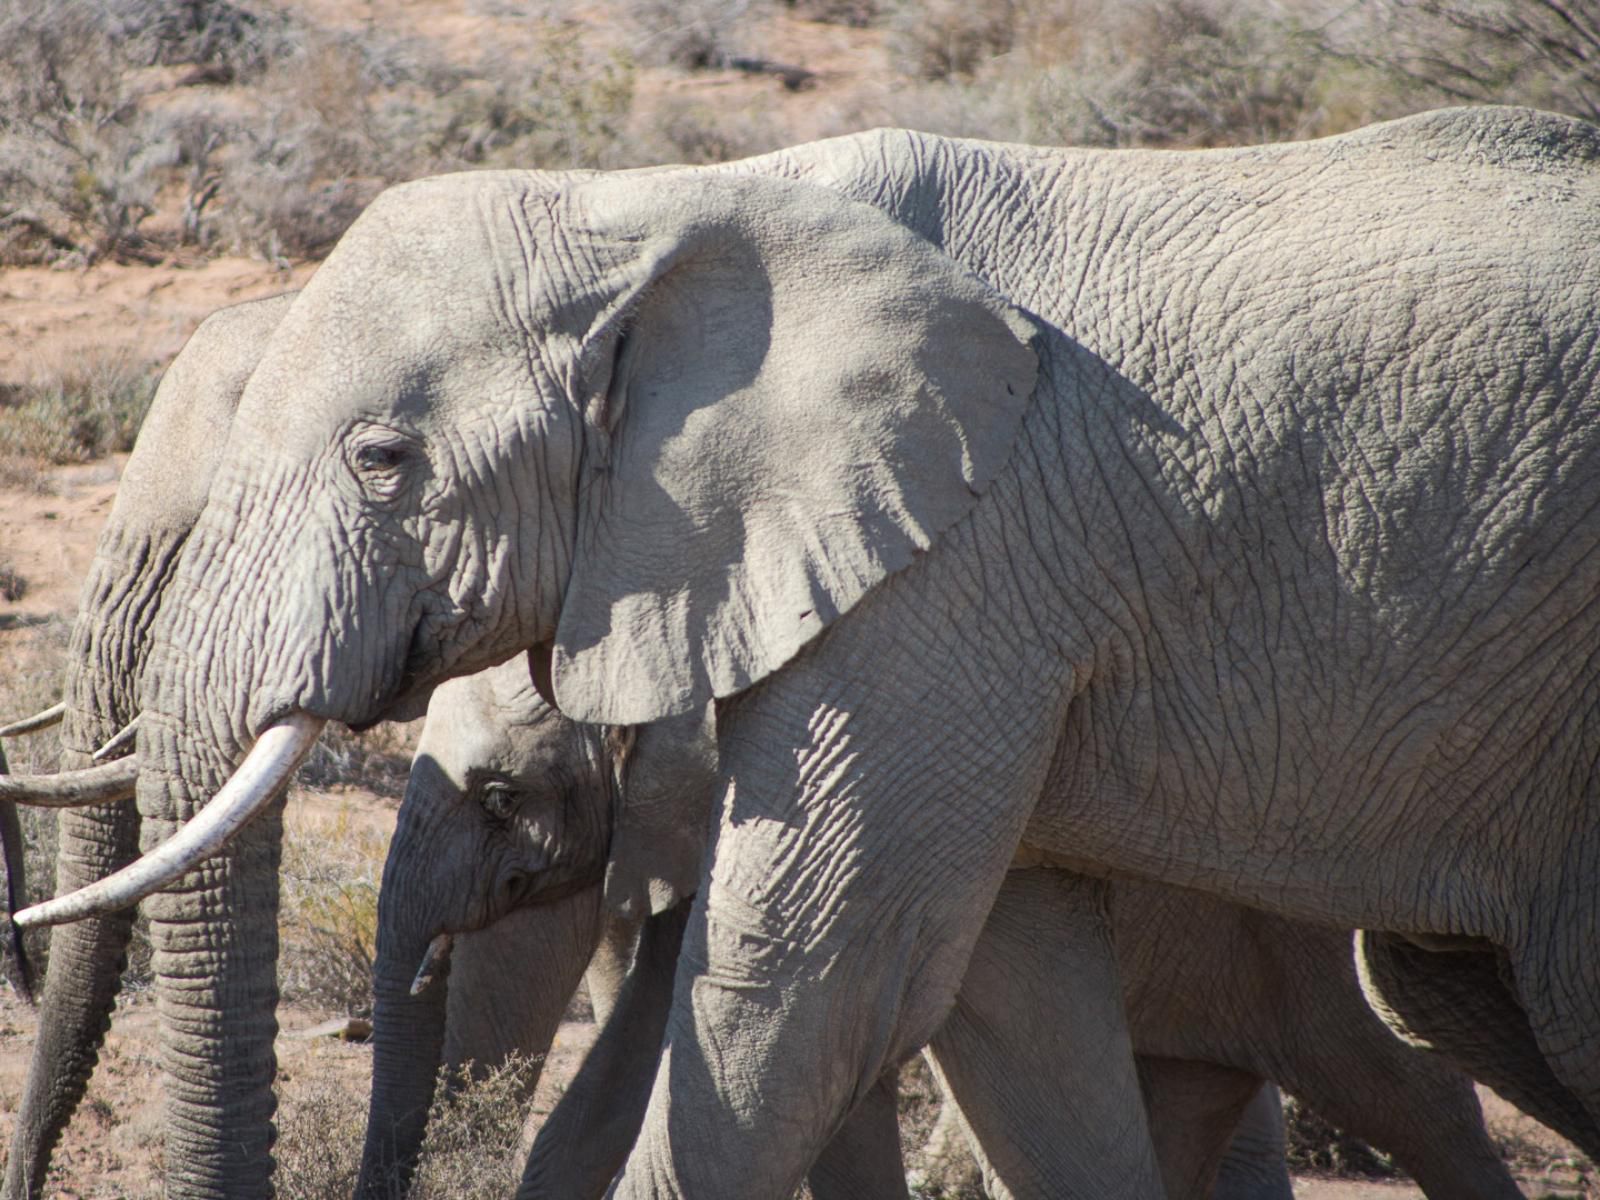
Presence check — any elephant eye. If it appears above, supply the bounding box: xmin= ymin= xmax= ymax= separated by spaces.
xmin=480 ymin=781 xmax=518 ymax=822
xmin=354 ymin=443 xmax=409 ymax=472
xmin=344 ymin=425 xmax=420 ymax=500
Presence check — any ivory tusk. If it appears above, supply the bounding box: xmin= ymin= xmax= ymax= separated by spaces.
xmin=12 ymin=713 xmax=325 ymax=929
xmin=92 ymin=716 xmax=140 ymax=762
xmin=410 ymin=933 xmax=454 ymax=996
xmin=0 ymin=758 xmax=138 ymax=808
xmin=0 ymin=703 xmax=67 ymax=738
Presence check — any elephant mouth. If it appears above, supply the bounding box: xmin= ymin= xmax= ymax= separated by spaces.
xmin=345 ymin=619 xmax=445 ymax=732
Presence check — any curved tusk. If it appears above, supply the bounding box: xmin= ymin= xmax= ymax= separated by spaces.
xmin=92 ymin=716 xmax=140 ymax=762
xmin=12 ymin=713 xmax=325 ymax=930
xmin=0 ymin=758 xmax=139 ymax=808
xmin=0 ymin=703 xmax=67 ymax=738
xmin=410 ymin=933 xmax=455 ymax=996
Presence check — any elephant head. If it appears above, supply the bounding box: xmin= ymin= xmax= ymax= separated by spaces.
xmin=17 ymin=166 xmax=1033 ymax=929
xmin=2 ymin=293 xmax=295 ymax=1200
xmin=358 ymin=657 xmax=715 ymax=1198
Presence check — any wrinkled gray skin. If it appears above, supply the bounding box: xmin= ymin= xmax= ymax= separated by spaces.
xmin=95 ymin=107 xmax=1600 ymax=1196
xmin=0 ymin=292 xmax=545 ymax=1198
xmin=368 ymin=659 xmax=1519 ymax=1200
xmin=2 ymin=295 xmax=295 ymax=1200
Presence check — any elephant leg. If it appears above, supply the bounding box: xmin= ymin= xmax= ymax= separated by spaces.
xmin=1209 ymin=1083 xmax=1290 ymax=1200
xmin=924 ymin=869 xmax=1164 ymax=1200
xmin=1133 ymin=1058 xmax=1269 ymax=1200
xmin=609 ymin=614 xmax=1157 ymax=1200
xmin=1360 ymin=928 xmax=1600 ymax=1159
xmin=4 ymin=802 xmax=141 ymax=1200
xmin=806 ymin=1071 xmax=909 ymax=1200
xmin=1252 ymin=930 xmax=1519 ymax=1199
xmin=519 ymin=902 xmax=691 ymax=1200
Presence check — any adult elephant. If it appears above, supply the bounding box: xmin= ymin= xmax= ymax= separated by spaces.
xmin=364 ymin=656 xmax=1518 ymax=1200
xmin=0 ymin=293 xmax=595 ymax=1199
xmin=0 ymin=295 xmax=295 ymax=1200
xmin=17 ymin=106 xmax=1600 ymax=1197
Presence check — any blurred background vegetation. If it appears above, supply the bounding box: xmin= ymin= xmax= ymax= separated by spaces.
xmin=0 ymin=0 xmax=1595 ymax=271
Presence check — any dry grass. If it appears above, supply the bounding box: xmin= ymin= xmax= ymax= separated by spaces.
xmin=0 ymin=353 xmax=159 ymax=466
xmin=274 ymin=1053 xmax=537 ymax=1200
xmin=1283 ymin=1093 xmax=1397 ymax=1179
xmin=277 ymin=804 xmax=388 ymax=1018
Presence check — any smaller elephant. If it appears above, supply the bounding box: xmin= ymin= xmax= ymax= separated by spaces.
xmin=361 ymin=656 xmax=1522 ymax=1200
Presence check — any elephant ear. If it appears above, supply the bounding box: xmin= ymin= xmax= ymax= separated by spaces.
xmin=545 ymin=172 xmax=1040 ymax=725
xmin=602 ymin=706 xmax=719 ymax=920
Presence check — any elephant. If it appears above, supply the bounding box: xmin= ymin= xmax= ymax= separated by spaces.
xmin=15 ymin=105 xmax=1600 ymax=1196
xmin=363 ymin=655 xmax=1520 ymax=1200
xmin=0 ymin=293 xmax=301 ymax=1200
xmin=0 ymin=292 xmax=597 ymax=1199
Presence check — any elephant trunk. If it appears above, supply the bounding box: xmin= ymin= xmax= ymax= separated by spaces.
xmin=134 ymin=704 xmax=284 ymax=1199
xmin=358 ymin=843 xmax=453 ymax=1200
xmin=125 ymin=545 xmax=290 ymax=1200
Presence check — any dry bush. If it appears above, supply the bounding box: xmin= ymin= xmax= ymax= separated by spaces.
xmin=278 ymin=806 xmax=387 ymax=1017
xmin=273 ymin=1078 xmax=367 ymax=1200
xmin=619 ymin=0 xmax=762 ymax=67
xmin=296 ymin=720 xmax=419 ymax=799
xmin=409 ymin=1056 xmax=540 ymax=1199
xmin=203 ymin=17 xmax=632 ymax=259
xmin=1318 ymin=0 xmax=1600 ymax=124
xmin=0 ymin=353 xmax=159 ymax=466
xmin=0 ymin=0 xmax=173 ymax=265
xmin=883 ymin=0 xmax=1336 ymax=148
xmin=274 ymin=1054 xmax=537 ymax=1200
xmin=0 ymin=562 xmax=26 ymax=604
xmin=785 ymin=0 xmax=881 ymax=26
xmin=108 ymin=0 xmax=300 ymax=81
xmin=1282 ymin=1093 xmax=1397 ymax=1178
xmin=633 ymin=93 xmax=790 ymax=163
xmin=884 ymin=0 xmax=1019 ymax=80
xmin=0 ymin=2 xmax=633 ymax=265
